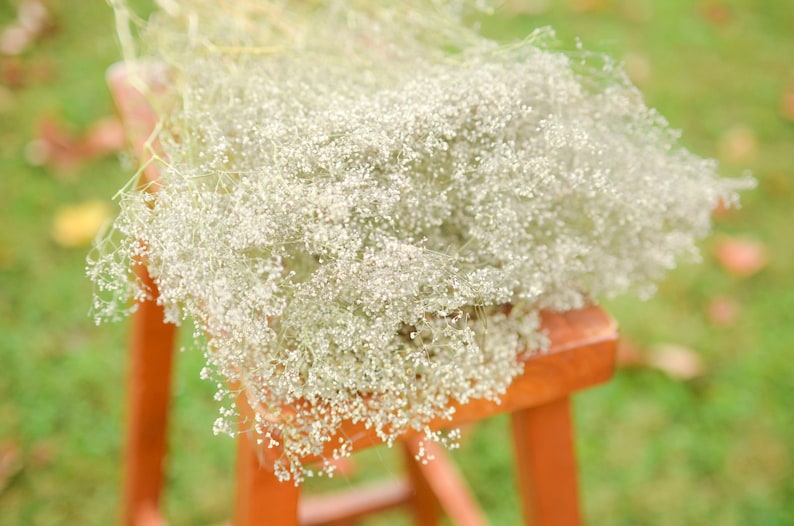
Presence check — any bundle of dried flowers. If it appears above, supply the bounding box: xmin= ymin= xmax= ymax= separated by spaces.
xmin=89 ymin=1 xmax=752 ymax=481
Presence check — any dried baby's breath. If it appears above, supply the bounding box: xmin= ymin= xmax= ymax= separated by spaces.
xmin=90 ymin=0 xmax=752 ymax=481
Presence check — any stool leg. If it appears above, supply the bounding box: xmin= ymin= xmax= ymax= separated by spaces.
xmin=510 ymin=397 xmax=581 ymax=526
xmin=401 ymin=438 xmax=441 ymax=526
xmin=233 ymin=431 xmax=300 ymax=526
xmin=402 ymin=435 xmax=489 ymax=526
xmin=121 ymin=270 xmax=178 ymax=526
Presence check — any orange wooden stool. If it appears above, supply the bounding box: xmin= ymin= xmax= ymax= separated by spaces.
xmin=108 ymin=64 xmax=619 ymax=526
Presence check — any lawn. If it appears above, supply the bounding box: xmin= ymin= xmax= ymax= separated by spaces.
xmin=0 ymin=1 xmax=792 ymax=525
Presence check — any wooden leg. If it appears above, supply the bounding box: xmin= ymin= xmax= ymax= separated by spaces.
xmin=402 ymin=435 xmax=488 ymax=526
xmin=121 ymin=270 xmax=177 ymax=526
xmin=511 ymin=397 xmax=581 ymax=526
xmin=233 ymin=431 xmax=300 ymax=526
xmin=299 ymin=479 xmax=412 ymax=526
xmin=401 ymin=438 xmax=442 ymax=526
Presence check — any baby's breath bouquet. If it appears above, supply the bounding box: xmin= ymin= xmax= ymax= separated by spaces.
xmin=90 ymin=0 xmax=752 ymax=481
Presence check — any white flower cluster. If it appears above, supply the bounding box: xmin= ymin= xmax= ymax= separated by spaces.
xmin=90 ymin=1 xmax=751 ymax=481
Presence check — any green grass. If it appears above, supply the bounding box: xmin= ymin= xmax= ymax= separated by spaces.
xmin=1 ymin=1 xmax=792 ymax=524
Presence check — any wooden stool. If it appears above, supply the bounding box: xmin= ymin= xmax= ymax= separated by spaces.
xmin=108 ymin=64 xmax=619 ymax=526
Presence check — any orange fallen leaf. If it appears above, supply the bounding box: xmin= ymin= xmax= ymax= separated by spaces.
xmin=18 ymin=0 xmax=50 ymax=36
xmin=647 ymin=344 xmax=704 ymax=380
xmin=699 ymin=1 xmax=732 ymax=25
xmin=714 ymin=237 xmax=768 ymax=277
xmin=569 ymin=0 xmax=609 ymax=13
xmin=83 ymin=116 xmax=125 ymax=154
xmin=1 ymin=57 xmax=24 ymax=87
xmin=0 ymin=25 xmax=31 ymax=56
xmin=0 ymin=442 xmax=22 ymax=495
xmin=707 ymin=296 xmax=740 ymax=326
xmin=0 ymin=1 xmax=51 ymax=57
xmin=51 ymin=200 xmax=112 ymax=248
xmin=718 ymin=125 xmax=758 ymax=164
xmin=29 ymin=115 xmax=124 ymax=173
xmin=623 ymin=51 xmax=652 ymax=85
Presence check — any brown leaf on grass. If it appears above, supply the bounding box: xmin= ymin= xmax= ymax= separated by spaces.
xmin=83 ymin=116 xmax=126 ymax=154
xmin=51 ymin=200 xmax=112 ymax=248
xmin=1 ymin=56 xmax=55 ymax=89
xmin=623 ymin=52 xmax=652 ymax=85
xmin=714 ymin=237 xmax=768 ymax=277
xmin=0 ymin=1 xmax=52 ymax=57
xmin=568 ymin=0 xmax=610 ymax=13
xmin=1 ymin=57 xmax=24 ymax=87
xmin=647 ymin=344 xmax=704 ymax=380
xmin=707 ymin=296 xmax=741 ymax=326
xmin=17 ymin=0 xmax=50 ymax=36
xmin=0 ymin=442 xmax=22 ymax=495
xmin=718 ymin=125 xmax=758 ymax=164
xmin=0 ymin=25 xmax=31 ymax=56
xmin=617 ymin=339 xmax=705 ymax=380
xmin=699 ymin=1 xmax=733 ymax=25
xmin=27 ymin=115 xmax=125 ymax=173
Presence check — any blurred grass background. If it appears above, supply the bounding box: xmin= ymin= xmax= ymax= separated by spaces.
xmin=0 ymin=0 xmax=792 ymax=524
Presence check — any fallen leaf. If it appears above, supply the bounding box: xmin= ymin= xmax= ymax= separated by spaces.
xmin=623 ymin=51 xmax=652 ymax=85
xmin=1 ymin=57 xmax=24 ymax=87
xmin=714 ymin=237 xmax=768 ymax=277
xmin=0 ymin=1 xmax=51 ymax=57
xmin=0 ymin=442 xmax=22 ymax=495
xmin=83 ymin=116 xmax=125 ymax=154
xmin=699 ymin=1 xmax=732 ymax=25
xmin=707 ymin=296 xmax=740 ymax=326
xmin=0 ymin=25 xmax=31 ymax=56
xmin=29 ymin=115 xmax=124 ymax=173
xmin=647 ymin=344 xmax=704 ymax=380
xmin=718 ymin=125 xmax=758 ymax=164
xmin=23 ymin=138 xmax=50 ymax=166
xmin=617 ymin=340 xmax=705 ymax=380
xmin=569 ymin=0 xmax=610 ymax=13
xmin=18 ymin=0 xmax=50 ymax=36
xmin=51 ymin=200 xmax=112 ymax=248
xmin=26 ymin=56 xmax=56 ymax=84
